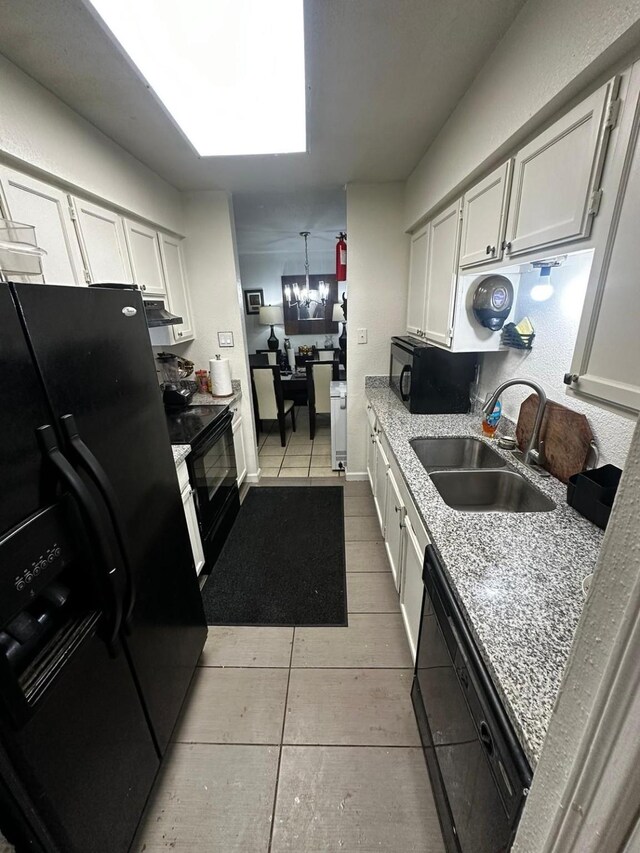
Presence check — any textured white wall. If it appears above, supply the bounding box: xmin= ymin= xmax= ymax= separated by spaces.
xmin=405 ymin=0 xmax=640 ymax=229
xmin=0 ymin=54 xmax=184 ymax=233
xmin=346 ymin=183 xmax=409 ymax=476
xmin=239 ymin=250 xmax=338 ymax=353
xmin=180 ymin=191 xmax=259 ymax=477
xmin=477 ymin=252 xmax=635 ymax=468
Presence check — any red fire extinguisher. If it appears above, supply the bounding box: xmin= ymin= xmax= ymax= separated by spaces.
xmin=336 ymin=232 xmax=347 ymax=281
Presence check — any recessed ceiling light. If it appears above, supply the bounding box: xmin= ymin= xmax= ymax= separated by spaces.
xmin=85 ymin=0 xmax=307 ymax=157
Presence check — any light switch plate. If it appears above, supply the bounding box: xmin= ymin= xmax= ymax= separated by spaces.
xmin=357 ymin=328 xmax=368 ymax=344
xmin=218 ymin=331 xmax=234 ymax=347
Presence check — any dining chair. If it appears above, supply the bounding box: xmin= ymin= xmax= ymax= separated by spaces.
xmin=315 ymin=347 xmax=337 ymax=362
xmin=250 ymin=365 xmax=296 ymax=447
xmin=306 ymin=360 xmax=339 ymax=440
xmin=256 ymin=349 xmax=281 ymax=366
xmin=249 ymin=353 xmax=269 ymax=367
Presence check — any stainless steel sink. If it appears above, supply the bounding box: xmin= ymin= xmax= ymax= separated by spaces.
xmin=429 ymin=469 xmax=556 ymax=513
xmin=410 ymin=437 xmax=507 ymax=473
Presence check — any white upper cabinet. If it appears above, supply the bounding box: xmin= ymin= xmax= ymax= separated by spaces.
xmin=459 ymin=161 xmax=512 ymax=268
xmin=158 ymin=233 xmax=195 ymax=343
xmin=567 ymin=72 xmax=640 ymax=414
xmin=124 ymin=219 xmax=166 ymax=296
xmin=406 ymin=224 xmax=428 ymax=337
xmin=505 ymin=81 xmax=617 ymax=258
xmin=71 ymin=197 xmax=132 ymax=284
xmin=0 ymin=166 xmax=85 ymax=285
xmin=423 ymin=199 xmax=462 ymax=347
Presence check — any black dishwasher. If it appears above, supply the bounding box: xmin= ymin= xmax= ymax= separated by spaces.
xmin=411 ymin=545 xmax=532 ymax=852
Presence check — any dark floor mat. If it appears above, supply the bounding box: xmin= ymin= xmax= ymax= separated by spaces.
xmin=201 ymin=486 xmax=347 ymax=626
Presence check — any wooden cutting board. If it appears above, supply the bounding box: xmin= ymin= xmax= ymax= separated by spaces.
xmin=516 ymin=393 xmax=594 ymax=483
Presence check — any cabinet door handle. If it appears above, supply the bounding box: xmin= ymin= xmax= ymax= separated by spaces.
xmin=485 ymin=244 xmax=495 ymax=255
xmin=502 ymin=240 xmax=512 ymax=253
xmin=564 ymin=373 xmax=579 ymax=385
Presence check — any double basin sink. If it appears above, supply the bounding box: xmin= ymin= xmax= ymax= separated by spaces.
xmin=411 ymin=437 xmax=555 ymax=513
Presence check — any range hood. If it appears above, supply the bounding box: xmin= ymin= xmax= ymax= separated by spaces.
xmin=143 ymin=300 xmax=183 ymax=327
xmin=88 ymin=283 xmax=183 ymax=327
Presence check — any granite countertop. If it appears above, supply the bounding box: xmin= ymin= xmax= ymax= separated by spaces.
xmin=190 ymin=378 xmax=242 ymax=407
xmin=364 ymin=377 xmax=603 ymax=766
xmin=172 ymin=445 xmax=191 ymax=466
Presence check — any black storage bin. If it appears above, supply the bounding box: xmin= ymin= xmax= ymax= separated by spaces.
xmin=567 ymin=464 xmax=622 ymax=530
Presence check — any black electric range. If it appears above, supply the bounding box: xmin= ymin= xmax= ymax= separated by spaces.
xmin=166 ymin=404 xmax=239 ymax=570
xmin=165 ymin=404 xmax=229 ymax=448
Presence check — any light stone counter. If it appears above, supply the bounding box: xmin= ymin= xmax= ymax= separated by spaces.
xmin=365 ymin=377 xmax=603 ymax=766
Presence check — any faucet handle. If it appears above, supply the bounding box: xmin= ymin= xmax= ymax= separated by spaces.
xmin=537 ymin=439 xmax=547 ymax=466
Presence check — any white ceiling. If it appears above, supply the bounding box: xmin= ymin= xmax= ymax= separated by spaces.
xmin=234 ymin=188 xmax=346 ymax=255
xmin=0 ymin=0 xmax=527 ymax=193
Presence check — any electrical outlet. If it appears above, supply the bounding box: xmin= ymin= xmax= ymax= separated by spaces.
xmin=218 ymin=331 xmax=234 ymax=347
xmin=357 ymin=328 xmax=368 ymax=344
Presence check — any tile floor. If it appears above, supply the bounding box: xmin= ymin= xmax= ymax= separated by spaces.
xmin=257 ymin=406 xmax=342 ymax=478
xmin=134 ymin=480 xmax=444 ymax=852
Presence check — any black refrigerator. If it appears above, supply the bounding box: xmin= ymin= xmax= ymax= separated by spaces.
xmin=0 ymin=282 xmax=207 ymax=853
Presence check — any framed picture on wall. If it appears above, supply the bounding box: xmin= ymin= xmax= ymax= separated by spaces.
xmin=244 ymin=289 xmax=264 ymax=315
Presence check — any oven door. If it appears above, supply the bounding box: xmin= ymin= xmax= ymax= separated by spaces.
xmin=189 ymin=412 xmax=236 ymax=538
xmin=389 ymin=340 xmax=413 ymax=404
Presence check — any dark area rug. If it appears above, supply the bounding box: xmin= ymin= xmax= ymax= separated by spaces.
xmin=201 ymin=486 xmax=347 ymax=626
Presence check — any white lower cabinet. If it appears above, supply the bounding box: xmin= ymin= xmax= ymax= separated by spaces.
xmin=366 ymin=405 xmax=377 ymax=492
xmin=384 ymin=468 xmax=405 ymax=592
xmin=368 ymin=405 xmax=430 ymax=660
xmin=373 ymin=435 xmax=389 ymax=533
xmin=177 ymin=460 xmax=205 ymax=576
xmin=232 ymin=408 xmax=247 ymax=487
xmin=400 ymin=515 xmax=425 ymax=659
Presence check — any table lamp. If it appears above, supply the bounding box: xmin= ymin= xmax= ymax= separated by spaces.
xmin=259 ymin=304 xmax=284 ymax=351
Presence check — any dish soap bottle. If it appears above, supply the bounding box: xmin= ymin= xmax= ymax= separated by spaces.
xmin=482 ymin=396 xmax=502 ymax=437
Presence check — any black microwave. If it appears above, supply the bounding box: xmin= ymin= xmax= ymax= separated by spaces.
xmin=389 ymin=337 xmax=478 ymax=414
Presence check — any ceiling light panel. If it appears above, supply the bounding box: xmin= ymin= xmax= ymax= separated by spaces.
xmin=86 ymin=0 xmax=307 ymax=156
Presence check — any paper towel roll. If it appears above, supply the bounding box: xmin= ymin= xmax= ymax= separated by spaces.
xmin=209 ymin=357 xmax=233 ymax=396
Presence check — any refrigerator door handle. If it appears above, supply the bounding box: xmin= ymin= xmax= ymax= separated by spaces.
xmin=60 ymin=414 xmax=136 ymax=631
xmin=36 ymin=425 xmax=123 ymax=652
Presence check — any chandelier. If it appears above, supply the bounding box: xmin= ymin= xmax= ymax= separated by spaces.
xmin=284 ymin=232 xmax=329 ymax=308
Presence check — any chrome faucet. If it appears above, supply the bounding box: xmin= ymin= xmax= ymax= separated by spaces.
xmin=482 ymin=378 xmax=547 ymax=468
